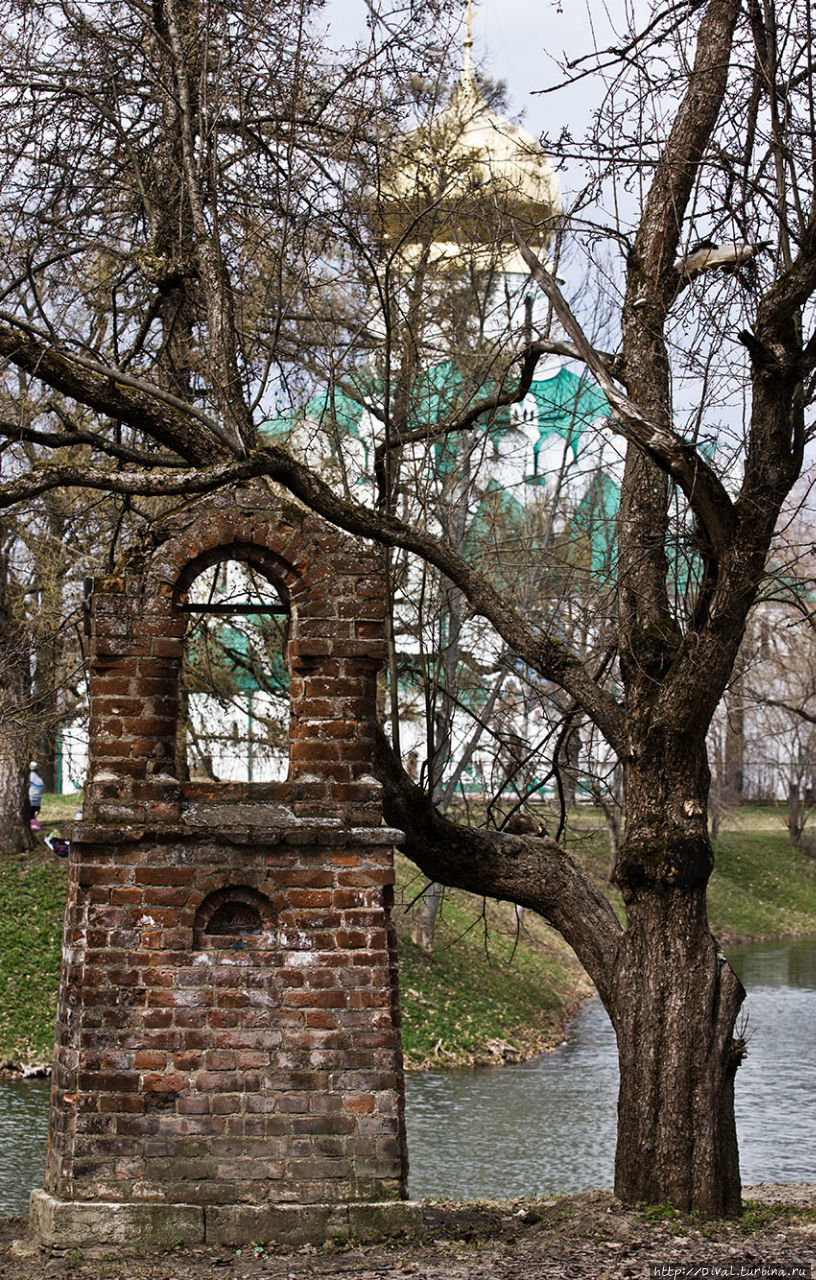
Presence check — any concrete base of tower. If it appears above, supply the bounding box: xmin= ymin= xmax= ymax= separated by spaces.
xmin=30 ymin=1189 xmax=424 ymax=1249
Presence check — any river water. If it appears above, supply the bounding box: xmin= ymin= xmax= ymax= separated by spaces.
xmin=1 ymin=938 xmax=814 ymax=1215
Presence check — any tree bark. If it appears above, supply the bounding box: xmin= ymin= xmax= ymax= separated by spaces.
xmin=787 ymin=780 xmax=805 ymax=849
xmin=411 ymin=880 xmax=444 ymax=952
xmin=604 ymin=809 xmax=621 ymax=884
xmin=610 ymin=885 xmax=745 ymax=1215
xmin=0 ymin=751 xmax=30 ymax=853
xmin=723 ymin=676 xmax=746 ymax=806
xmin=0 ymin=545 xmax=31 ymax=853
xmin=610 ymin=741 xmax=746 ymax=1214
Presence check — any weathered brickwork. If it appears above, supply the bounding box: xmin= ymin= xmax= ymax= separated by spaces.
xmin=35 ymin=487 xmax=416 ymax=1245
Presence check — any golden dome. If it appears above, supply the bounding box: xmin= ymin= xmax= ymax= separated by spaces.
xmin=380 ymin=16 xmax=561 ymax=270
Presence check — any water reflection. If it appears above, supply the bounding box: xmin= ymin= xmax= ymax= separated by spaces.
xmin=0 ymin=1077 xmax=49 ymax=1216
xmin=406 ymin=997 xmax=618 ymax=1200
xmin=728 ymin=942 xmax=816 ymax=1186
xmin=729 ymin=937 xmax=816 ymax=991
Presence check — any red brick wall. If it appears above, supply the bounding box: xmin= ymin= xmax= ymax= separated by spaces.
xmin=46 ymin=488 xmax=408 ymax=1208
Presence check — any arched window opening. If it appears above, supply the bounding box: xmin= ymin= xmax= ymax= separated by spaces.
xmin=193 ymin=884 xmax=274 ymax=950
xmin=178 ymin=558 xmax=290 ymax=783
xmin=205 ymin=901 xmax=263 ymax=936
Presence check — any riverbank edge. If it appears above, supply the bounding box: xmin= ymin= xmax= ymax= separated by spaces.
xmin=399 ymin=916 xmax=816 ymax=1074
xmin=401 ymin=963 xmax=596 ymax=1073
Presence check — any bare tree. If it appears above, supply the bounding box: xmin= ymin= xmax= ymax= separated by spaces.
xmin=0 ymin=501 xmax=90 ymax=846
xmin=0 ymin=532 xmax=33 ymax=850
xmin=740 ymin=607 xmax=816 ymax=849
xmin=0 ymin=0 xmax=815 ymax=1217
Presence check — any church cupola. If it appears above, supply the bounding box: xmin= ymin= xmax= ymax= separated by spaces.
xmin=380 ymin=0 xmax=561 ymax=273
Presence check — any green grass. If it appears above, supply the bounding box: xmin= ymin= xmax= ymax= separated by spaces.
xmin=0 ymin=847 xmax=67 ymax=1064
xmin=635 ymin=1197 xmax=816 ymax=1236
xmin=0 ymin=792 xmax=79 ymax=1065
xmin=38 ymin=790 xmax=84 ymax=825
xmin=737 ymin=1199 xmax=816 ymax=1234
xmin=394 ymin=853 xmax=589 ymax=1069
xmin=708 ymin=827 xmax=816 ymax=941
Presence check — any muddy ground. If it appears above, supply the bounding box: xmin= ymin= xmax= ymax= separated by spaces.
xmin=2 ymin=1188 xmax=815 ymax=1280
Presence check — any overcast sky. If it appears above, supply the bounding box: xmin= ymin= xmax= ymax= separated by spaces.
xmin=321 ymin=0 xmax=638 ymax=146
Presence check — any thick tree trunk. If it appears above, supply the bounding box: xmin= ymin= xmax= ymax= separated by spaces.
xmin=0 ymin=546 xmax=31 ymax=852
xmin=605 ymin=814 xmax=620 ymax=884
xmin=610 ymin=886 xmax=745 ymax=1215
xmin=787 ymin=781 xmax=805 ymax=849
xmin=561 ymin=723 xmax=582 ymax=807
xmin=32 ymin=728 xmax=58 ymax=794
xmin=611 ymin=743 xmax=746 ymax=1215
xmin=0 ymin=749 xmax=30 ymax=852
xmin=723 ymin=676 xmax=745 ymax=806
xmin=376 ymin=726 xmax=748 ymax=1215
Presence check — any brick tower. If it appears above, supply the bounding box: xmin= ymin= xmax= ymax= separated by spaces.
xmin=31 ymin=488 xmax=418 ymax=1247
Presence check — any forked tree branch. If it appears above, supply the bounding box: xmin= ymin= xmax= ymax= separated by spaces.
xmin=513 ymin=227 xmax=739 ymax=557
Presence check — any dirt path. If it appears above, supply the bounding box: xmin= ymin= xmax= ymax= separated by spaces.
xmin=2 ymin=1189 xmax=815 ymax=1280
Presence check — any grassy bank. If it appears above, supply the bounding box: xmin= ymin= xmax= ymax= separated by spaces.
xmin=708 ymin=814 xmax=816 ymax=941
xmin=1 ymin=798 xmax=815 ymax=1070
xmin=567 ymin=806 xmax=816 ymax=943
xmin=0 ymin=850 xmax=67 ymax=1066
xmin=394 ymin=852 xmax=591 ymax=1068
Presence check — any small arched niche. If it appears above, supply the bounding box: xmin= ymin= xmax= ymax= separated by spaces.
xmin=193 ymin=884 xmax=275 ymax=950
xmin=175 ymin=546 xmax=291 ymax=784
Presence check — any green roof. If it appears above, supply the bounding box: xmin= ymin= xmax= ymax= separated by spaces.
xmin=263 ymin=362 xmax=618 ymax=571
xmin=264 ymin=363 xmax=611 ymax=474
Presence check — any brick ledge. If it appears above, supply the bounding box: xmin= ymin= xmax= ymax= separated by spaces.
xmin=30 ymin=1189 xmax=423 ymax=1248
